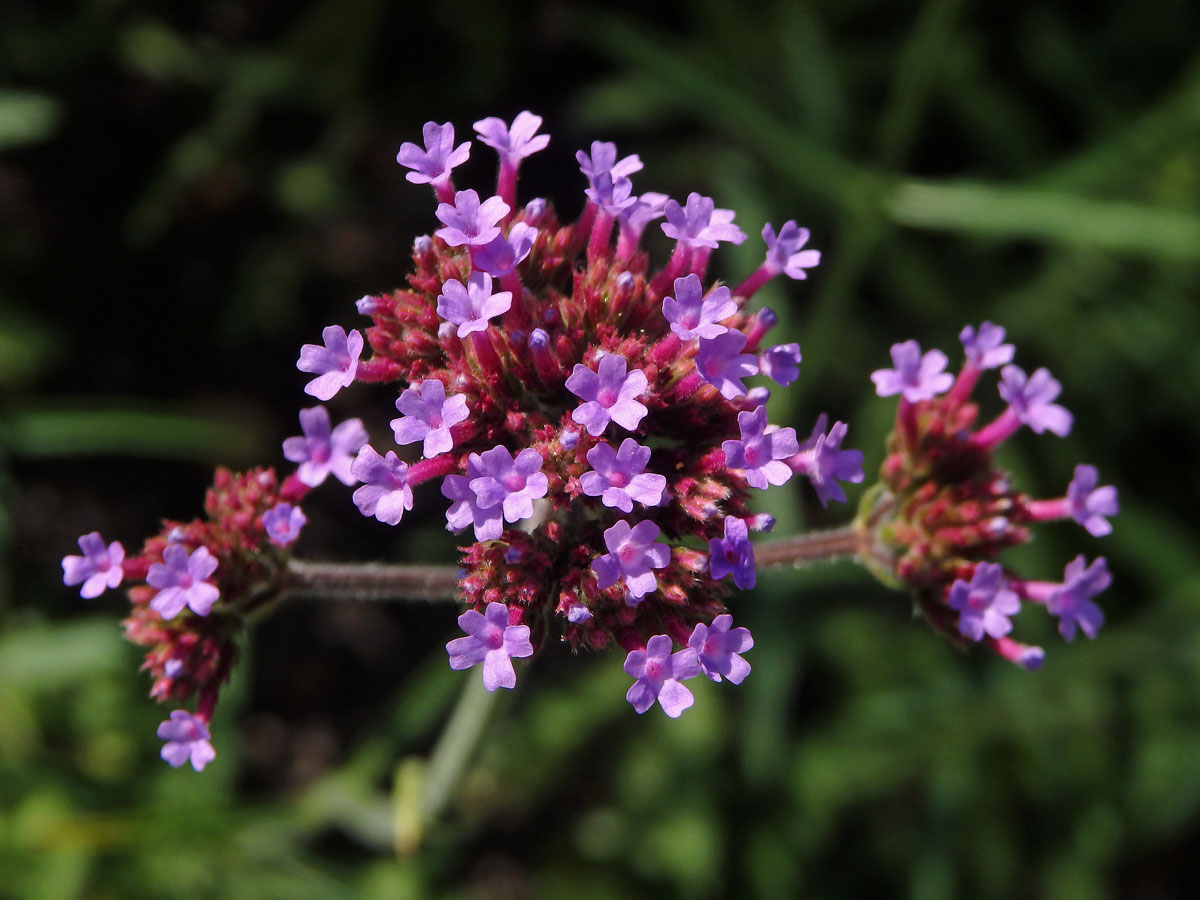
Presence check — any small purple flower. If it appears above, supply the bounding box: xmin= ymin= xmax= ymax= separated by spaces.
xmin=619 ymin=191 xmax=669 ymax=239
xmin=395 ymin=121 xmax=470 ymax=186
xmin=623 ymin=635 xmax=701 ymax=717
xmin=580 ymin=438 xmax=667 ymax=513
xmin=148 ymin=544 xmax=220 ymax=620
xmin=391 ymin=379 xmax=470 ymax=458
xmin=62 ymin=532 xmax=124 ymax=599
xmin=661 ymin=192 xmax=747 ymax=249
xmin=565 ymin=599 xmax=592 ymax=623
xmin=262 ymin=502 xmax=306 ymax=547
xmin=469 ymin=445 xmax=549 ymax=526
xmin=789 ymin=414 xmax=865 ymax=506
xmin=688 ymin=614 xmax=754 ymax=683
xmin=871 ymin=340 xmax=954 ymax=402
xmin=157 ymin=710 xmax=216 ymax=771
xmin=282 ymin=406 xmax=368 ymax=487
xmin=761 ymin=221 xmax=821 ymax=279
xmin=946 ymin=562 xmax=1021 ymax=641
xmin=708 ymin=517 xmax=756 ymax=590
xmin=722 ymin=406 xmax=799 ymax=490
xmin=577 ymin=140 xmax=643 ymax=183
xmin=759 ymin=343 xmax=802 ymax=386
xmin=296 ymin=325 xmax=362 ymax=401
xmin=565 ymin=353 xmax=649 ymax=436
xmin=1067 ymin=464 xmax=1119 ymax=537
xmin=696 ymin=330 xmax=758 ymax=399
xmin=442 ymin=455 xmax=503 ymax=541
xmin=473 ymin=111 xmax=549 ymax=165
xmin=446 ymin=601 xmax=534 ymax=691
xmin=592 ymin=519 xmax=671 ymax=601
xmin=661 ymin=274 xmax=736 ymax=341
xmin=436 ymin=272 xmax=513 ymax=338
xmin=1048 ymin=556 xmax=1109 ymax=642
xmin=473 ymin=222 xmax=537 ymax=278
xmin=960 ymin=322 xmax=1014 ymax=370
xmin=998 ymin=365 xmax=1073 ymax=437
xmin=356 ymin=294 xmax=380 ymax=316
xmin=350 ymin=445 xmax=413 ymax=526
xmin=434 ymin=189 xmax=510 ymax=247
xmin=584 ymin=171 xmax=637 ymax=215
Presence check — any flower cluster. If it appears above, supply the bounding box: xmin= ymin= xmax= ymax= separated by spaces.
xmin=862 ymin=323 xmax=1118 ymax=667
xmin=326 ymin=112 xmax=849 ymax=708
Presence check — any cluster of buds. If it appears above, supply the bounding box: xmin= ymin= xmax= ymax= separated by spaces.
xmin=860 ymin=325 xmax=1118 ymax=668
xmin=62 ymin=112 xmax=1118 ymax=772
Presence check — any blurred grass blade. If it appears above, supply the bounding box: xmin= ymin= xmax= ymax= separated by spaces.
xmin=0 ymin=89 xmax=63 ymax=150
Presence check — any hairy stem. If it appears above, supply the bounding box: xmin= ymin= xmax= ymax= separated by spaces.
xmin=282 ymin=559 xmax=462 ymax=603
xmin=753 ymin=524 xmax=863 ymax=569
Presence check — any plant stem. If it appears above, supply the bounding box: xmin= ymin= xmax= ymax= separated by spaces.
xmin=753 ymin=524 xmax=862 ymax=569
xmin=282 ymin=559 xmax=462 ymax=603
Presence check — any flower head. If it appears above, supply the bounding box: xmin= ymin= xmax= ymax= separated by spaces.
xmin=688 ymin=613 xmax=753 ymax=683
xmin=708 ymin=518 xmax=756 ymax=590
xmin=565 ymin=354 xmax=649 ymax=436
xmin=998 ymin=365 xmax=1073 ymax=437
xmin=62 ymin=531 xmax=124 ymax=599
xmin=296 ymin=325 xmax=362 ymax=401
xmin=592 ymin=520 xmax=671 ymax=602
xmin=871 ymin=340 xmax=954 ymax=402
xmin=391 ymin=379 xmax=470 ymax=458
xmin=281 ymin=406 xmax=368 ymax=487
xmin=623 ymin=635 xmax=701 ymax=717
xmin=662 ymin=274 xmax=736 ymax=342
xmin=446 ymin=601 xmax=534 ymax=691
xmin=157 ymin=710 xmax=216 ymax=771
xmin=1067 ymin=464 xmax=1119 ymax=537
xmin=262 ymin=502 xmax=306 ymax=546
xmin=722 ymin=406 xmax=799 ymax=490
xmin=396 ymin=121 xmax=470 ymax=186
xmin=947 ymin=562 xmax=1021 ymax=641
xmin=351 ymin=445 xmax=413 ymax=526
xmin=580 ymin=438 xmax=667 ymax=513
xmin=147 ymin=544 xmax=220 ymax=620
xmin=436 ymin=272 xmax=512 ymax=337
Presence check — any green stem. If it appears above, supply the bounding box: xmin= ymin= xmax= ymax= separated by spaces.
xmin=282 ymin=559 xmax=462 ymax=603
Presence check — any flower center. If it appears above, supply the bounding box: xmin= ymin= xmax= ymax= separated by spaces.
xmin=644 ymin=658 xmax=665 ymax=681
xmin=618 ymin=543 xmax=637 ymax=564
xmin=609 ymin=470 xmax=630 ymax=488
xmin=484 ymin=624 xmax=504 ymax=650
xmin=503 ymin=472 xmax=526 ymax=492
xmin=428 ymin=412 xmax=444 ymax=429
xmin=597 ymin=387 xmax=618 ymax=407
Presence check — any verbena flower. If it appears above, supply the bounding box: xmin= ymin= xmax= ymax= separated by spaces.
xmin=871 ymin=340 xmax=954 ymax=402
xmin=282 ymin=406 xmax=367 ymax=487
xmin=623 ymin=634 xmax=701 ymax=717
xmin=722 ymin=406 xmax=799 ymax=490
xmin=446 ymin=601 xmax=534 ymax=691
xmin=62 ymin=531 xmax=124 ymax=599
xmin=262 ymin=502 xmax=306 ymax=546
xmin=946 ymin=562 xmax=1021 ymax=641
xmin=391 ymin=379 xmax=470 ymax=458
xmin=580 ymin=438 xmax=667 ymax=513
xmin=157 ymin=710 xmax=216 ymax=771
xmin=296 ymin=325 xmax=362 ymax=401
xmin=565 ymin=354 xmax=649 ymax=435
xmin=688 ymin=613 xmax=753 ymax=683
xmin=662 ymin=274 xmax=736 ymax=341
xmin=592 ymin=520 xmax=671 ymax=602
xmin=708 ymin=518 xmax=756 ymax=590
xmin=351 ymin=445 xmax=413 ymax=526
xmin=147 ymin=544 xmax=220 ymax=620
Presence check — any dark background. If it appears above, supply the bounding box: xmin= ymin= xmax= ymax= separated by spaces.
xmin=3 ymin=1 xmax=1200 ymax=897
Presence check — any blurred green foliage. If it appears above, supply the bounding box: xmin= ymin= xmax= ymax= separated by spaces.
xmin=2 ymin=0 xmax=1199 ymax=897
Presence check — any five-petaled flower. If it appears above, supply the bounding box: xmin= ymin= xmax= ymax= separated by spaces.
xmin=947 ymin=562 xmax=1022 ymax=641
xmin=579 ymin=438 xmax=667 ymax=513
xmin=262 ymin=502 xmax=306 ymax=547
xmin=565 ymin=354 xmax=649 ymax=436
xmin=624 ymin=635 xmax=701 ymax=717
xmin=282 ymin=406 xmax=368 ymax=488
xmin=722 ymin=406 xmax=799 ymax=490
xmin=351 ymin=445 xmax=414 ymax=526
xmin=446 ymin=601 xmax=534 ymax=691
xmin=157 ymin=710 xmax=216 ymax=771
xmin=708 ymin=517 xmax=757 ymax=590
xmin=688 ymin=614 xmax=754 ymax=683
xmin=662 ymin=274 xmax=736 ymax=342
xmin=147 ymin=544 xmax=220 ymax=620
xmin=871 ymin=340 xmax=954 ymax=403
xmin=296 ymin=325 xmax=363 ymax=401
xmin=436 ymin=271 xmax=513 ymax=337
xmin=62 ymin=531 xmax=124 ymax=599
xmin=592 ymin=519 xmax=671 ymax=602
xmin=391 ymin=379 xmax=470 ymax=458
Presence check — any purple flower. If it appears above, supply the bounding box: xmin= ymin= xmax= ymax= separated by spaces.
xmin=565 ymin=599 xmax=592 ymax=623
xmin=662 ymin=274 xmax=737 ymax=341
xmin=870 ymin=340 xmax=954 ymax=402
xmin=722 ymin=406 xmax=799 ymax=490
xmin=577 ymin=140 xmax=643 ymax=183
xmin=262 ymin=502 xmax=306 ymax=547
xmin=661 ymin=192 xmax=747 ymax=249
xmin=960 ymin=322 xmax=1014 ymax=370
xmin=436 ymin=272 xmax=513 ymax=338
xmin=469 ymin=445 xmax=549 ymax=526
xmin=688 ymin=614 xmax=754 ymax=683
xmin=157 ymin=710 xmax=216 ymax=771
xmin=446 ymin=601 xmax=534 ymax=691
xmin=592 ymin=519 xmax=671 ymax=602
xmin=473 ymin=111 xmax=549 ymax=165
xmin=1048 ymin=556 xmax=1109 ymax=642
xmin=282 ymin=406 xmax=368 ymax=487
xmin=761 ymin=221 xmax=821 ymax=279
xmin=147 ymin=544 xmax=220 ymax=620
xmin=62 ymin=532 xmax=124 ymax=599
xmin=584 ymin=171 xmax=637 ymax=215
xmin=391 ymin=379 xmax=470 ymax=458
xmin=708 ymin=517 xmax=756 ymax=590
xmin=696 ymin=330 xmax=758 ymax=399
xmin=565 ymin=353 xmax=649 ymax=436
xmin=946 ymin=562 xmax=1021 ymax=641
xmin=350 ymin=444 xmax=413 ymax=526
xmin=434 ymin=189 xmax=510 ymax=247
xmin=296 ymin=325 xmax=362 ymax=401
xmin=442 ymin=455 xmax=503 ymax=541
xmin=395 ymin=121 xmax=470 ymax=186
xmin=623 ymin=634 xmax=701 ymax=717
xmin=998 ymin=365 xmax=1073 ymax=437
xmin=356 ymin=294 xmax=380 ymax=316
xmin=759 ymin=343 xmax=802 ymax=386
xmin=580 ymin=438 xmax=667 ymax=513
xmin=473 ymin=222 xmax=537 ymax=278
xmin=619 ymin=192 xmax=669 ymax=239
xmin=789 ymin=414 xmax=865 ymax=506
xmin=1067 ymin=464 xmax=1119 ymax=537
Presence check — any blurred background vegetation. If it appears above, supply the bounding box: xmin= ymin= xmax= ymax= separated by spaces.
xmin=2 ymin=0 xmax=1199 ymax=897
